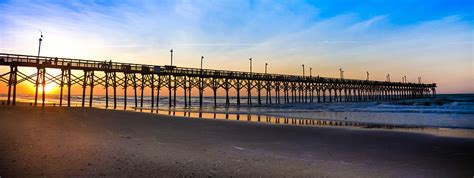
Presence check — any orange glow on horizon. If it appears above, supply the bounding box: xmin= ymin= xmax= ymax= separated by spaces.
xmin=30 ymin=83 xmax=58 ymax=94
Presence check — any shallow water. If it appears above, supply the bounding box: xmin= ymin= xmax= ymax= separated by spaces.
xmin=1 ymin=94 xmax=473 ymax=129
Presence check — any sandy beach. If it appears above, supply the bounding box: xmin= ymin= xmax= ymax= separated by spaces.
xmin=1 ymin=106 xmax=473 ymax=177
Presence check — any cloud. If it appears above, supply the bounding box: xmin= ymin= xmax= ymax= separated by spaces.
xmin=349 ymin=15 xmax=388 ymax=31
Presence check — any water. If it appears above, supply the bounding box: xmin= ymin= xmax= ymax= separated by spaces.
xmin=1 ymin=94 xmax=473 ymax=129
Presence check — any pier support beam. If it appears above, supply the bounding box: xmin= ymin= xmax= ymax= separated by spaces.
xmin=105 ymin=72 xmax=117 ymax=109
xmin=89 ymin=71 xmax=94 ymax=107
xmin=67 ymin=67 xmax=71 ymax=107
xmin=81 ymin=70 xmax=94 ymax=108
xmin=7 ymin=66 xmax=17 ymax=106
xmin=140 ymin=74 xmax=145 ymax=112
xmin=213 ymin=78 xmax=217 ymax=107
xmin=225 ymin=78 xmax=230 ymax=106
xmin=41 ymin=68 xmax=46 ymax=107
xmin=247 ymin=80 xmax=252 ymax=106
xmin=236 ymin=79 xmax=241 ymax=106
xmin=257 ymin=81 xmax=262 ymax=105
xmin=173 ymin=75 xmax=177 ymax=107
xmin=188 ymin=77 xmax=192 ymax=107
xmin=184 ymin=76 xmax=187 ymax=107
xmin=168 ymin=75 xmax=172 ymax=107
xmin=34 ymin=67 xmax=46 ymax=107
xmin=59 ymin=68 xmax=67 ymax=107
xmin=133 ymin=73 xmax=137 ymax=110
xmin=151 ymin=74 xmax=154 ymax=111
xmin=156 ymin=75 xmax=161 ymax=110
xmin=199 ymin=77 xmax=203 ymax=107
xmin=124 ymin=73 xmax=128 ymax=110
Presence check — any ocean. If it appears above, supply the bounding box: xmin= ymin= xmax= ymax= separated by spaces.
xmin=1 ymin=94 xmax=473 ymax=129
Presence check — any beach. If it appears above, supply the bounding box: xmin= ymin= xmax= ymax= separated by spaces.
xmin=1 ymin=105 xmax=474 ymax=177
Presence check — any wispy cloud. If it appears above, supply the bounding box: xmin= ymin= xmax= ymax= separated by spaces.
xmin=174 ymin=43 xmax=266 ymax=46
xmin=349 ymin=15 xmax=388 ymax=31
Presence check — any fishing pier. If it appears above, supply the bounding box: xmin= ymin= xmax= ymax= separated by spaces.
xmin=0 ymin=53 xmax=436 ymax=109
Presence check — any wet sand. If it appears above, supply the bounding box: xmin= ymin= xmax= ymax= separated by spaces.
xmin=1 ymin=106 xmax=474 ymax=177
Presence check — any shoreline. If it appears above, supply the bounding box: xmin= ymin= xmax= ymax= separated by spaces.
xmin=2 ymin=101 xmax=474 ymax=139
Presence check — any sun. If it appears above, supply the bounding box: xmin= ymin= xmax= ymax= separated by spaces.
xmin=34 ymin=83 xmax=58 ymax=94
xmin=43 ymin=83 xmax=57 ymax=93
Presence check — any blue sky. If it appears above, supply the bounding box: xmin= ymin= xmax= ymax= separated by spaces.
xmin=0 ymin=0 xmax=473 ymax=93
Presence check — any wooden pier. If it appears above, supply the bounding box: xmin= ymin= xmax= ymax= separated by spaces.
xmin=0 ymin=53 xmax=436 ymax=109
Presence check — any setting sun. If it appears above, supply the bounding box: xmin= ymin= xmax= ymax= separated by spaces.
xmin=32 ymin=83 xmax=57 ymax=94
xmin=44 ymin=83 xmax=57 ymax=93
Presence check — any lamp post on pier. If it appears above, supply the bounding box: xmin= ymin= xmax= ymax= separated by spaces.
xmin=249 ymin=58 xmax=252 ymax=74
xmin=34 ymin=30 xmax=44 ymax=107
xmin=265 ymin=63 xmax=268 ymax=74
xmin=248 ymin=58 xmax=253 ymax=105
xmin=170 ymin=49 xmax=173 ymax=66
xmin=38 ymin=30 xmax=43 ymax=56
xmin=339 ymin=68 xmax=344 ymax=79
xmin=37 ymin=30 xmax=43 ymax=63
xmin=201 ymin=56 xmax=204 ymax=71
xmin=310 ymin=67 xmax=312 ymax=77
xmin=366 ymin=71 xmax=369 ymax=80
xmin=199 ymin=56 xmax=204 ymax=108
xmin=302 ymin=64 xmax=305 ymax=77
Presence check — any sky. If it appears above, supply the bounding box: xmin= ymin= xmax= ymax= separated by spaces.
xmin=0 ymin=0 xmax=473 ymax=94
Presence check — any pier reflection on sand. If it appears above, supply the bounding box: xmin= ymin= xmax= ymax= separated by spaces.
xmin=147 ymin=108 xmax=420 ymax=129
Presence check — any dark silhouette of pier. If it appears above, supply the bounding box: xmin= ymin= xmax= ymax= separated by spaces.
xmin=0 ymin=53 xmax=436 ymax=109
